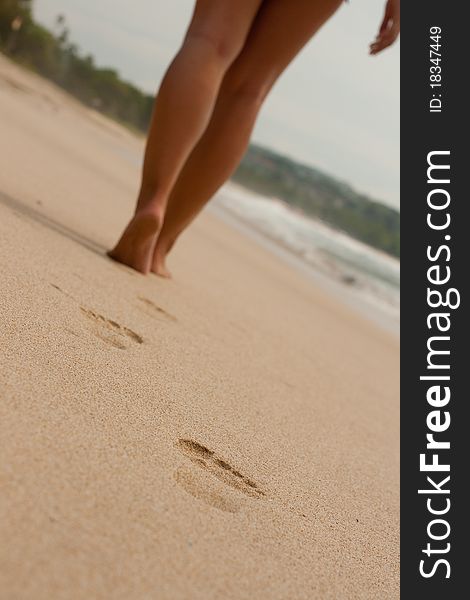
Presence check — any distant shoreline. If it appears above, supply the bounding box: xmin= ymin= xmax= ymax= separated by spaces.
xmin=210 ymin=187 xmax=400 ymax=337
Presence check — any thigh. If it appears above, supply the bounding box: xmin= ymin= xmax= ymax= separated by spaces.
xmin=184 ymin=0 xmax=265 ymax=62
xmin=229 ymin=0 xmax=343 ymax=85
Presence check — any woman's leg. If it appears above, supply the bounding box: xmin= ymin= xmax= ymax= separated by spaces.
xmin=109 ymin=0 xmax=263 ymax=273
xmin=152 ymin=0 xmax=343 ymax=276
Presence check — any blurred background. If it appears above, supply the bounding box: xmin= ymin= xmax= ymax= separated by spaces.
xmin=0 ymin=0 xmax=400 ymax=323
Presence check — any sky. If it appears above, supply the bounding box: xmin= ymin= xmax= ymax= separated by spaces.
xmin=33 ymin=0 xmax=400 ymax=209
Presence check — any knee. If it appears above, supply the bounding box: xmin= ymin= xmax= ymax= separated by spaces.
xmin=182 ymin=30 xmax=245 ymax=70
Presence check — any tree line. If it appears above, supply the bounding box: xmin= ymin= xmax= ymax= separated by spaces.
xmin=233 ymin=145 xmax=400 ymax=258
xmin=0 ymin=0 xmax=154 ymax=131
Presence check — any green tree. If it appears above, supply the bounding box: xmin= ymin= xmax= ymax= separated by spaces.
xmin=0 ymin=0 xmax=32 ymax=51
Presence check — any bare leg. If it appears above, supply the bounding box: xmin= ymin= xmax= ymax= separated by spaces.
xmin=108 ymin=0 xmax=263 ymax=273
xmin=152 ymin=0 xmax=343 ymax=277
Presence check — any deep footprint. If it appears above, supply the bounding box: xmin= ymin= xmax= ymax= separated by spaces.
xmin=177 ymin=439 xmax=265 ymax=499
xmin=80 ymin=307 xmax=143 ymax=349
xmin=138 ymin=296 xmax=177 ymax=322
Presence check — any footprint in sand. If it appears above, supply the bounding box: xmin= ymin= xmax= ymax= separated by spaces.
xmin=137 ymin=296 xmax=177 ymax=322
xmin=175 ymin=439 xmax=266 ymax=511
xmin=50 ymin=283 xmax=62 ymax=292
xmin=49 ymin=282 xmax=76 ymax=300
xmin=175 ymin=467 xmax=242 ymax=513
xmin=80 ymin=307 xmax=143 ymax=349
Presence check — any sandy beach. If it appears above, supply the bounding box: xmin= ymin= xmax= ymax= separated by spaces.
xmin=0 ymin=53 xmax=399 ymax=599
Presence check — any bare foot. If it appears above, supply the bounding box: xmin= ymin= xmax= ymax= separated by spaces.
xmin=108 ymin=210 xmax=161 ymax=274
xmin=152 ymin=249 xmax=172 ymax=278
xmin=151 ymin=237 xmax=174 ymax=278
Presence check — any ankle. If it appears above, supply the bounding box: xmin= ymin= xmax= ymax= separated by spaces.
xmin=136 ymin=182 xmax=167 ymax=215
xmin=154 ymin=233 xmax=175 ymax=257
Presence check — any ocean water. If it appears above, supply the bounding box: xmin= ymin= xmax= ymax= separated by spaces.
xmin=114 ymin=144 xmax=399 ymax=331
xmin=213 ymin=183 xmax=400 ymax=326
